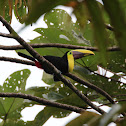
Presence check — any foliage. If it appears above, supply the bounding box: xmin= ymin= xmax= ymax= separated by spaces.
xmin=0 ymin=69 xmax=34 ymax=125
xmin=0 ymin=0 xmax=126 ymax=126
xmin=66 ymin=104 xmax=126 ymax=126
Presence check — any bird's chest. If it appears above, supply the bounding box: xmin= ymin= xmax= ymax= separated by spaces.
xmin=67 ymin=54 xmax=74 ymax=72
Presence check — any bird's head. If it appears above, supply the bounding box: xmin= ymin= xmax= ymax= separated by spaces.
xmin=65 ymin=49 xmax=94 ymax=72
xmin=70 ymin=49 xmax=95 ymax=59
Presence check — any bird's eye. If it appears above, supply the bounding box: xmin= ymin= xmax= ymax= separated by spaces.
xmin=69 ymin=52 xmax=72 ymax=54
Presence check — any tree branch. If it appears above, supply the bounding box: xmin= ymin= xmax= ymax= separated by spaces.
xmin=0 ymin=56 xmax=115 ymax=105
xmin=0 ymin=92 xmax=85 ymax=113
xmin=76 ymin=61 xmax=126 ymax=84
xmin=0 ymin=56 xmax=35 ymax=66
xmin=98 ymin=65 xmax=126 ymax=82
xmin=89 ymin=68 xmax=125 ymax=84
xmin=0 ymin=43 xmax=121 ymax=51
xmin=0 ymin=32 xmax=14 ymax=38
xmin=0 ymin=18 xmax=15 ymax=33
xmin=0 ymin=16 xmax=105 ymax=115
xmin=66 ymin=73 xmax=115 ymax=104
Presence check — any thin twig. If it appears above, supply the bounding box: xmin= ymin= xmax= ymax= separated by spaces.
xmin=113 ymin=94 xmax=126 ymax=97
xmin=0 ymin=43 xmax=121 ymax=51
xmin=0 ymin=56 xmax=35 ymax=66
xmin=98 ymin=65 xmax=126 ymax=82
xmin=91 ymin=68 xmax=125 ymax=84
xmin=0 ymin=32 xmax=14 ymax=38
xmin=76 ymin=60 xmax=125 ymax=84
xmin=98 ymin=99 xmax=126 ymax=107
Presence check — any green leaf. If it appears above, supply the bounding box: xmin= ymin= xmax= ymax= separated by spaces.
xmin=26 ymin=106 xmax=71 ymax=126
xmin=33 ymin=9 xmax=91 ymax=46
xmin=49 ymin=106 xmax=71 ymax=118
xmin=80 ymin=23 xmax=94 ymax=46
xmin=24 ymin=0 xmax=72 ymax=25
xmin=18 ymin=9 xmax=93 ymax=60
xmin=44 ymin=9 xmax=72 ymax=29
xmin=87 ymin=104 xmax=126 ymax=126
xmin=47 ymin=91 xmax=64 ymax=101
xmin=73 ymin=2 xmax=88 ymax=28
xmin=0 ymin=0 xmax=12 ymax=23
xmin=26 ymin=86 xmax=49 ymax=97
xmin=102 ymin=0 xmax=126 ymax=55
xmin=42 ymin=71 xmax=54 ymax=85
xmin=99 ymin=104 xmax=121 ymax=126
xmin=74 ymin=65 xmax=91 ymax=75
xmin=27 ymin=80 xmax=89 ymax=108
xmin=26 ymin=107 xmax=52 ymax=126
xmin=97 ymin=1 xmax=110 ymax=24
xmin=66 ymin=111 xmax=100 ymax=126
xmin=85 ymin=0 xmax=108 ymax=65
xmin=57 ymin=93 xmax=88 ymax=108
xmin=0 ymin=119 xmax=26 ymax=126
xmin=0 ymin=1 xmax=6 ymax=16
xmin=26 ymin=9 xmax=94 ymax=63
xmin=42 ymin=71 xmax=65 ymax=86
xmin=34 ymin=28 xmax=72 ymax=44
xmin=106 ymin=51 xmax=126 ymax=73
xmin=0 ymin=69 xmax=33 ymax=125
xmin=13 ymin=0 xmax=27 ymax=23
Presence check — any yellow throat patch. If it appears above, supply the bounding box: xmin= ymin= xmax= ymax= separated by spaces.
xmin=67 ymin=51 xmax=74 ymax=72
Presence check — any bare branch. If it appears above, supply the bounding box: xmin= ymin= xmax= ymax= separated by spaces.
xmin=0 ymin=43 xmax=121 ymax=51
xmin=0 ymin=32 xmax=14 ymax=38
xmin=97 ymin=99 xmax=126 ymax=107
xmin=66 ymin=73 xmax=115 ymax=104
xmin=0 ymin=92 xmax=85 ymax=113
xmin=0 ymin=16 xmax=105 ymax=115
xmin=0 ymin=17 xmax=15 ymax=33
xmin=113 ymin=94 xmax=126 ymax=97
xmin=0 ymin=56 xmax=35 ymax=66
xmin=0 ymin=43 xmax=97 ymax=50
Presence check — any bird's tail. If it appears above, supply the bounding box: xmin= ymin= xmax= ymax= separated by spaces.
xmin=18 ymin=52 xmax=35 ymax=61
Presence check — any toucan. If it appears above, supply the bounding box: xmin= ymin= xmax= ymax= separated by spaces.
xmin=18 ymin=49 xmax=94 ymax=81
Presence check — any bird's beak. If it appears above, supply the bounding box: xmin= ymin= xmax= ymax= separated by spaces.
xmin=72 ymin=49 xmax=95 ymax=59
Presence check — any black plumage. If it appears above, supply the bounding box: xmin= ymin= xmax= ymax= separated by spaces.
xmin=18 ymin=49 xmax=95 ymax=81
xmin=43 ymin=54 xmax=68 ymax=74
xmin=18 ymin=52 xmax=69 ymax=81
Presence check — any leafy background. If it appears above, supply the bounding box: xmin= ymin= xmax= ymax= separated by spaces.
xmin=0 ymin=0 xmax=126 ymax=126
